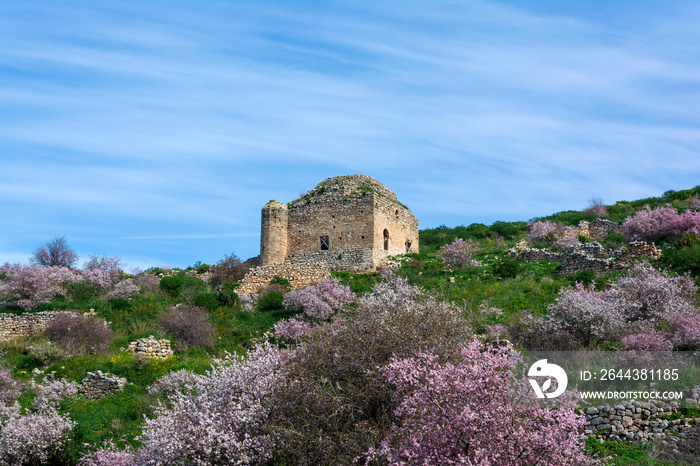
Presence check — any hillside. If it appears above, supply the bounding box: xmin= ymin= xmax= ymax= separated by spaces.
xmin=1 ymin=187 xmax=699 ymax=465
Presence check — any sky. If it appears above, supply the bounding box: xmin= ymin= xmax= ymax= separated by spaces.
xmin=1 ymin=0 xmax=699 ymax=270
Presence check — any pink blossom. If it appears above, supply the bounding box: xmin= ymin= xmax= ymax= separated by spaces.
xmin=0 ymin=263 xmax=58 ymax=310
xmin=623 ymin=205 xmax=700 ymax=242
xmin=274 ymin=317 xmax=312 ymax=340
xmin=108 ymin=279 xmax=140 ymax=300
xmin=78 ymin=441 xmax=136 ymax=466
xmin=439 ymin=238 xmax=478 ymax=269
xmin=669 ymin=313 xmax=700 ymax=349
xmin=283 ymin=278 xmax=355 ymax=322
xmin=372 ymin=340 xmax=588 ymax=465
xmin=621 ymin=331 xmax=673 ymax=351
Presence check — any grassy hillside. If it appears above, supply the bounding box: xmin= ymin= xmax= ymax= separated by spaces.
xmin=1 ymin=188 xmax=699 ymax=464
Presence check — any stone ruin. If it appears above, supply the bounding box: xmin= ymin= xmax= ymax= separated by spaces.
xmin=126 ymin=336 xmax=173 ymax=359
xmin=78 ymin=371 xmax=127 ymax=400
xmin=239 ymin=175 xmax=419 ymax=293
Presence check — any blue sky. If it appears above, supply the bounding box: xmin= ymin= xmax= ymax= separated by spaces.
xmin=1 ymin=1 xmax=699 ymax=270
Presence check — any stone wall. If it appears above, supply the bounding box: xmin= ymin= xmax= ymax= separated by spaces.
xmin=78 ymin=371 xmax=127 ymax=400
xmin=237 ymin=261 xmax=331 ymax=294
xmin=261 ymin=200 xmax=289 ymax=265
xmin=579 ymin=219 xmax=624 ymax=240
xmin=0 ymin=311 xmax=63 ymax=341
xmin=126 ymin=336 xmax=173 ymax=359
xmin=287 ymin=195 xmax=375 ymax=256
xmin=584 ymin=385 xmax=700 ymax=442
xmin=373 ymin=194 xmax=419 ymax=256
xmin=512 ymin=241 xmax=662 ymax=276
xmin=287 ymin=248 xmax=376 ymax=273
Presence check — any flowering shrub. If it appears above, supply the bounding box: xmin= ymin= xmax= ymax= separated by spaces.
xmin=273 ymin=317 xmax=312 ymax=340
xmin=439 ymin=238 xmax=478 ymax=269
xmin=157 ymin=305 xmax=215 ymax=352
xmin=548 ymin=262 xmax=698 ymax=347
xmin=44 ymin=311 xmax=114 ymax=356
xmin=526 ymin=221 xmax=579 ymax=250
xmin=372 ymin=341 xmax=588 ymax=465
xmin=81 ymin=269 xmax=114 ymax=289
xmin=621 ymin=331 xmax=673 ymax=352
xmin=584 ymin=197 xmax=608 ymax=218
xmin=668 ymin=313 xmax=700 ymax=350
xmin=108 ymin=279 xmax=140 ymax=300
xmin=623 ymin=205 xmax=700 ymax=242
xmin=270 ymin=277 xmax=473 ymax=464
xmin=0 ymin=354 xmax=20 ymax=406
xmin=137 ymin=343 xmax=286 ymax=465
xmin=0 ymin=372 xmax=76 ymax=465
xmin=282 ymin=278 xmax=355 ymax=322
xmin=83 ymin=254 xmax=123 ymax=287
xmin=547 ymin=283 xmax=624 ymax=347
xmin=0 ymin=263 xmax=58 ymax=310
xmin=147 ymin=369 xmax=201 ymax=398
xmin=78 ymin=441 xmax=135 ymax=466
xmin=239 ymin=293 xmax=258 ymax=312
xmin=615 ymin=261 xmax=697 ymax=324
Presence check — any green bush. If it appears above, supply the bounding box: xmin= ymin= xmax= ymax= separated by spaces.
xmin=490 ymin=256 xmax=521 ymax=279
xmin=159 ymin=275 xmax=184 ymax=297
xmin=257 ymin=291 xmax=284 ymax=312
xmin=67 ymin=280 xmax=101 ymax=302
xmin=270 ymin=275 xmax=291 ymax=291
xmin=601 ymin=232 xmax=626 ymax=249
xmin=567 ymin=269 xmax=595 ymax=286
xmin=193 ymin=291 xmax=219 ymax=311
xmin=661 ymin=243 xmax=700 ymax=276
xmin=28 ymin=341 xmax=64 ymax=366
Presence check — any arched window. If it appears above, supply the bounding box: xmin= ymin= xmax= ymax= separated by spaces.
xmin=383 ymin=229 xmax=390 ymax=251
xmin=405 ymin=239 xmax=412 ymax=253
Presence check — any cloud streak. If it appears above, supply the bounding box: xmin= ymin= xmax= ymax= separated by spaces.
xmin=1 ymin=0 xmax=698 ymax=266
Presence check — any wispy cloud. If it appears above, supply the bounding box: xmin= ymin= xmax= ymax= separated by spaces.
xmin=1 ymin=0 xmax=698 ymax=265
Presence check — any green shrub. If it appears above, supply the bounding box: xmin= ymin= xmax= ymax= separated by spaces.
xmin=257 ymin=291 xmax=284 ymax=312
xmin=193 ymin=292 xmax=219 ymax=311
xmin=28 ymin=341 xmax=64 ymax=365
xmin=567 ymin=269 xmax=596 ymax=286
xmin=67 ymin=280 xmax=101 ymax=302
xmin=490 ymin=256 xmax=521 ymax=279
xmin=109 ymin=298 xmax=132 ymax=311
xmin=601 ymin=232 xmax=626 ymax=249
xmin=490 ymin=221 xmax=527 ymax=239
xmin=159 ymin=275 xmax=184 ymax=297
xmin=661 ymin=243 xmax=700 ymax=276
xmin=270 ymin=275 xmax=291 ymax=291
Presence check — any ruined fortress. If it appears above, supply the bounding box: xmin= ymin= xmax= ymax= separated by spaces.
xmin=238 ymin=175 xmax=419 ymax=293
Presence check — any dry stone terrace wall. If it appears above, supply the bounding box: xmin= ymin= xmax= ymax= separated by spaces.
xmin=126 ymin=336 xmax=173 ymax=359
xmin=512 ymin=241 xmax=662 ymax=276
xmin=1 ymin=311 xmax=65 ymax=341
xmin=78 ymin=371 xmax=127 ymax=400
xmin=237 ymin=262 xmax=331 ymax=294
xmin=584 ymin=385 xmax=700 ymax=442
xmin=579 ymin=219 xmax=624 ymax=240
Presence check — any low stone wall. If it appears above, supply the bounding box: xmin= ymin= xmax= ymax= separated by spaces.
xmin=584 ymin=385 xmax=700 ymax=442
xmin=237 ymin=262 xmax=331 ymax=294
xmin=0 ymin=311 xmax=63 ymax=341
xmin=287 ymin=248 xmax=376 ymax=273
xmin=579 ymin=219 xmax=624 ymax=240
xmin=618 ymin=241 xmax=662 ymax=265
xmin=127 ymin=336 xmax=173 ymax=359
xmin=512 ymin=241 xmax=661 ymax=276
xmin=78 ymin=371 xmax=127 ymax=400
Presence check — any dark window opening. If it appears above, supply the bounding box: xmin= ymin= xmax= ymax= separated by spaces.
xmin=320 ymin=235 xmax=330 ymax=250
xmin=405 ymin=240 xmax=413 ymax=253
xmin=383 ymin=229 xmax=390 ymax=251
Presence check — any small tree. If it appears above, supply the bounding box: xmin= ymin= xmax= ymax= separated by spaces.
xmin=439 ymin=238 xmax=478 ymax=269
xmin=584 ymin=197 xmax=608 ymax=218
xmin=30 ymin=236 xmax=78 ymax=268
xmin=157 ymin=305 xmax=215 ymax=352
xmin=209 ymin=253 xmax=249 ymax=288
xmin=43 ymin=312 xmax=114 ymax=356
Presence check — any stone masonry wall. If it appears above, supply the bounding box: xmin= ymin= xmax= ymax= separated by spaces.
xmin=237 ymin=262 xmax=331 ymax=294
xmin=584 ymin=385 xmax=700 ymax=442
xmin=78 ymin=371 xmax=127 ymax=400
xmin=287 ymin=248 xmax=376 ymax=273
xmin=373 ymin=194 xmax=419 ymax=256
xmin=512 ymin=241 xmax=661 ymax=276
xmin=579 ymin=219 xmax=624 ymax=240
xmin=127 ymin=336 xmax=173 ymax=359
xmin=0 ymin=311 xmax=63 ymax=341
xmin=287 ymin=195 xmax=375 ymax=256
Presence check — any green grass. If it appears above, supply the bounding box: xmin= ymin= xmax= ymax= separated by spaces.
xmin=586 ymin=438 xmax=675 ymax=465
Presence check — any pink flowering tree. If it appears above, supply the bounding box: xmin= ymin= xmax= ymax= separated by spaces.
xmin=108 ymin=279 xmax=140 ymax=300
xmin=621 ymin=331 xmax=674 ymax=352
xmin=0 ymin=263 xmax=58 ymax=310
xmin=623 ymin=205 xmax=700 ymax=242
xmin=547 ymin=283 xmax=624 ymax=347
xmin=83 ymin=254 xmax=123 ymax=288
xmin=282 ymin=278 xmax=355 ymax=323
xmin=0 ymin=374 xmax=77 ymax=465
xmin=526 ymin=221 xmax=579 ymax=250
xmin=668 ymin=313 xmax=700 ymax=350
xmin=439 ymin=238 xmax=478 ymax=269
xmin=30 ymin=236 xmax=78 ymax=268
xmin=136 ymin=343 xmax=286 ymax=465
xmin=372 ymin=340 xmax=588 ymax=465
xmin=78 ymin=441 xmax=135 ymax=466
